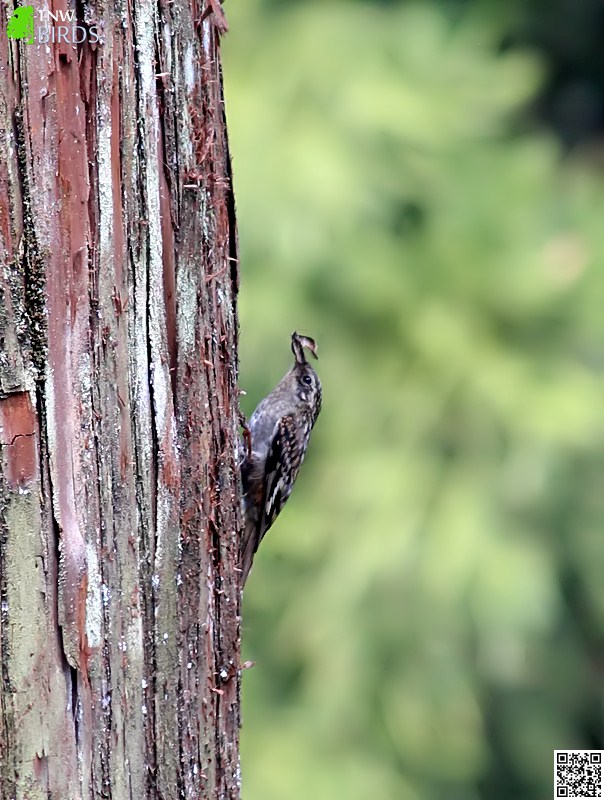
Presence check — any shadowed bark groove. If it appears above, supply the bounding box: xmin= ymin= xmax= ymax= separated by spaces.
xmin=0 ymin=1 xmax=241 ymax=798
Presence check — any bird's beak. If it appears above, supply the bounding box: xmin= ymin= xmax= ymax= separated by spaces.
xmin=291 ymin=332 xmax=318 ymax=363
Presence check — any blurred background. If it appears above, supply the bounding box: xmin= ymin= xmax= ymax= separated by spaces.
xmin=222 ymin=2 xmax=604 ymax=798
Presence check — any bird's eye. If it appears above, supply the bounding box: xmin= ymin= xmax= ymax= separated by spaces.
xmin=302 ymin=375 xmax=313 ymax=386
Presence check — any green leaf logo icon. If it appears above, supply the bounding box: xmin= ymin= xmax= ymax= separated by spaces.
xmin=7 ymin=6 xmax=35 ymax=44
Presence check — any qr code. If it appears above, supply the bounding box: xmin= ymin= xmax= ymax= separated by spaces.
xmin=555 ymin=751 xmax=603 ymax=798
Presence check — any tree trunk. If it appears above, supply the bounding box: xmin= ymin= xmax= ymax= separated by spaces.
xmin=0 ymin=2 xmax=241 ymax=798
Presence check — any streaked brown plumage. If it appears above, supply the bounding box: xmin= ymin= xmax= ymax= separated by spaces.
xmin=240 ymin=332 xmax=322 ymax=585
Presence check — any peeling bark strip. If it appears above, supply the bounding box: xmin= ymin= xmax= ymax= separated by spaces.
xmin=0 ymin=391 xmax=37 ymax=488
xmin=0 ymin=0 xmax=241 ymax=796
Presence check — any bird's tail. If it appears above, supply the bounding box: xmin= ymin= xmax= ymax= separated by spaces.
xmin=240 ymin=517 xmax=260 ymax=586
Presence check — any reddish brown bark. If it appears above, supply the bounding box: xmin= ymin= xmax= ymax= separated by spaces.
xmin=0 ymin=0 xmax=241 ymax=797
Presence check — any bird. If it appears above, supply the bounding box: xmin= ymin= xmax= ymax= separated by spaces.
xmin=240 ymin=332 xmax=322 ymax=585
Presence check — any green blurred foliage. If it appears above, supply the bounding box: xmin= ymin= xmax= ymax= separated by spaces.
xmin=222 ymin=2 xmax=604 ymax=798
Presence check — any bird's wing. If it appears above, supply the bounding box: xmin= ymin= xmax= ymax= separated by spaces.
xmin=259 ymin=414 xmax=303 ymax=539
xmin=241 ymin=413 xmax=309 ymax=584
